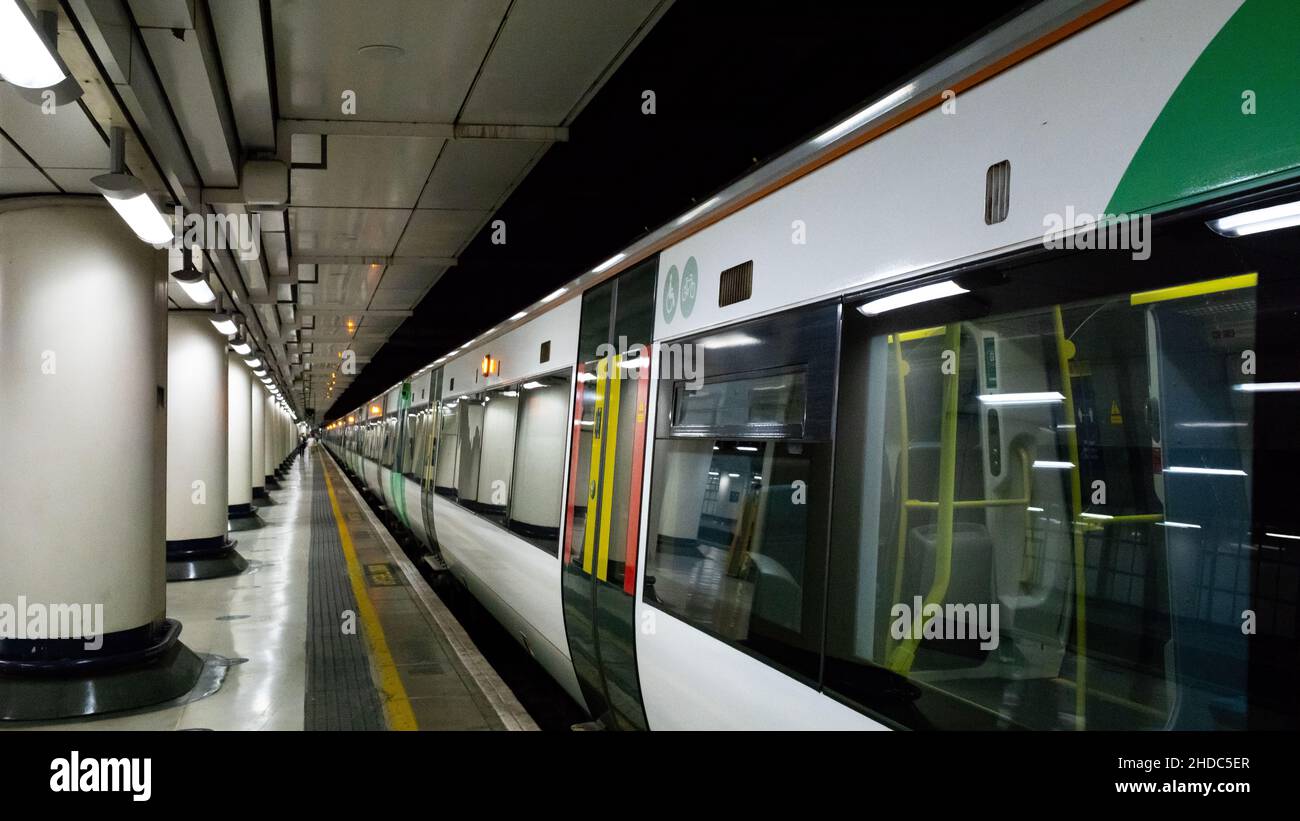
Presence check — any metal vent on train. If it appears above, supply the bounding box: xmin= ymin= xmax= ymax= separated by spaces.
xmin=718 ymin=260 xmax=754 ymax=307
xmin=985 ymin=160 xmax=1010 ymax=225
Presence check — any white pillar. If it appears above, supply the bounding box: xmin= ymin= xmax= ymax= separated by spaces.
xmin=227 ymin=354 xmax=254 ymax=516
xmin=250 ymin=380 xmax=265 ymax=497
xmin=0 ymin=199 xmax=200 ymax=717
xmin=166 ymin=313 xmax=229 ymax=546
xmin=263 ymin=391 xmax=275 ymax=484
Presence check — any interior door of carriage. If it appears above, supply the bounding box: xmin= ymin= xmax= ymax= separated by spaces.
xmin=560 ymin=259 xmax=656 ymax=729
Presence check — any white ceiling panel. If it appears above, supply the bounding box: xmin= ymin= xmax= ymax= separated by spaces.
xmin=368 ymin=287 xmax=429 ymax=310
xmin=289 ymin=207 xmax=410 ymax=256
xmin=271 ymin=0 xmax=510 ymax=122
xmin=0 ymin=138 xmax=56 ymax=194
xmin=416 ymin=139 xmax=544 ymax=210
xmin=459 ymin=0 xmax=665 ymax=125
xmin=291 ymin=135 xmax=444 ymax=208
xmin=0 ymin=85 xmax=109 ymax=173
xmin=375 ymin=263 xmax=449 ymax=290
xmin=393 ymin=208 xmax=490 ymax=257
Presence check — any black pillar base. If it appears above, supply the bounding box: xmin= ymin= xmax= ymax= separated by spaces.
xmin=228 ymin=502 xmax=258 ymax=519
xmin=0 ymin=620 xmax=203 ymax=721
xmin=265 ymin=475 xmax=282 ymax=490
xmin=166 ymin=536 xmax=248 ymax=582
xmin=252 ymin=485 xmax=268 ymax=500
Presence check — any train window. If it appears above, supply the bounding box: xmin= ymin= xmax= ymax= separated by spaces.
xmin=444 ymin=388 xmax=518 ymax=522
xmin=507 ymin=373 xmax=571 ymax=554
xmin=433 ymin=401 xmax=460 ymax=496
xmin=644 ymin=304 xmax=838 ymax=682
xmin=671 ymin=370 xmax=807 ymax=438
xmin=827 ymin=267 xmax=1261 ymax=730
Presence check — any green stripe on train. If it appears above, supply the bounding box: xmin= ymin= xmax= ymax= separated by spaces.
xmin=1107 ymin=0 xmax=1300 ymax=215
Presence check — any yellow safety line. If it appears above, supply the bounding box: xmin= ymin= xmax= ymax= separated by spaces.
xmin=319 ymin=454 xmax=419 ymax=731
xmin=596 ymin=353 xmax=624 ymax=581
xmin=1129 ymin=272 xmax=1256 ymax=306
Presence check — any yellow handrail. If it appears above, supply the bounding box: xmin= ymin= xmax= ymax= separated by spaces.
xmin=1053 ymin=305 xmax=1087 ymax=731
xmin=890 ymin=336 xmax=912 ymax=610
xmin=888 ymin=324 xmax=961 ymax=675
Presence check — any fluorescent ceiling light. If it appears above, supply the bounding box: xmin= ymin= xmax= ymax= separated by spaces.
xmin=93 ymin=183 xmax=173 ymax=245
xmin=0 ymin=0 xmax=66 ymax=89
xmin=170 ymin=260 xmax=215 ymax=305
xmin=1208 ymin=200 xmax=1300 ymax=237
xmin=1027 ymin=506 xmax=1044 ymax=513
xmin=1266 ymin=532 xmax=1300 ymax=541
xmin=978 ymin=392 xmax=1064 ymax=406
xmin=1164 ymin=466 xmax=1247 ymax=477
xmin=728 ymin=473 xmax=740 ymax=478
xmin=1234 ymin=382 xmax=1300 ymax=393
xmin=1157 ymin=521 xmax=1202 ymax=530
xmin=857 ymin=280 xmax=968 ymax=316
xmin=1033 ymin=460 xmax=1074 ymax=470
xmin=541 ymin=287 xmax=567 ymax=304
xmin=509 ymin=311 xmax=528 ymax=321
xmin=501 ymin=390 xmax=519 ymax=397
xmin=230 ymin=340 xmax=252 ymax=356
xmin=244 ymin=358 xmax=261 ymax=368
xmin=521 ymin=381 xmax=546 ymax=390
xmin=592 ymin=253 xmax=626 ymax=273
xmin=814 ymin=84 xmax=916 ymax=146
xmin=209 ymin=314 xmax=238 ymax=336
xmin=1081 ymin=512 xmax=1113 ymax=520
xmin=736 ymin=445 xmax=759 ymax=452
xmin=254 ymin=369 xmax=268 ymax=378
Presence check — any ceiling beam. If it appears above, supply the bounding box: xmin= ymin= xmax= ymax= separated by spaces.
xmin=289 ymin=254 xmax=457 ymax=268
xmin=277 ymin=119 xmax=568 ymax=144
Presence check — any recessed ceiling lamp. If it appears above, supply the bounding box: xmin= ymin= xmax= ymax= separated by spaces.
xmin=91 ymin=127 xmax=172 ymax=245
xmin=169 ymin=247 xmax=215 ymax=305
xmin=357 ymin=43 xmax=405 ymax=57
xmin=0 ymin=1 xmax=83 ymax=104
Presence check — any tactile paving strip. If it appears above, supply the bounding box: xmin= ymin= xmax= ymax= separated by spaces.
xmin=305 ymin=461 xmax=386 ymax=731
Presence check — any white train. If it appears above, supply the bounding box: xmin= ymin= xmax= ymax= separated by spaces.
xmin=325 ymin=0 xmax=1300 ymax=730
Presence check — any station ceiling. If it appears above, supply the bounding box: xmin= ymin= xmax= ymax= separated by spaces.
xmin=0 ymin=0 xmax=1030 ymax=421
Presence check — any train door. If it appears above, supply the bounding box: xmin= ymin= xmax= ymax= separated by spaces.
xmin=418 ymin=368 xmax=443 ymax=550
xmin=389 ymin=381 xmax=413 ymax=528
xmin=561 ymin=258 xmax=656 ymax=729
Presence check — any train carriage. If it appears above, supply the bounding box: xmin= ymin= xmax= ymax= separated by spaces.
xmin=324 ymin=0 xmax=1300 ymax=730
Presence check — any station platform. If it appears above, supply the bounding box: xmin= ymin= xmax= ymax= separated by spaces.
xmin=2 ymin=445 xmax=534 ymax=732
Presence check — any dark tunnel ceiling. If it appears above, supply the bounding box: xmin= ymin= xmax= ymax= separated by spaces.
xmin=324 ymin=0 xmax=1035 ymax=419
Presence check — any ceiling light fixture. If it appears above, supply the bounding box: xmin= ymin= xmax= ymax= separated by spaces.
xmin=169 ymin=247 xmax=215 ymax=305
xmin=91 ymin=127 xmax=172 ymax=245
xmin=0 ymin=1 xmax=82 ymax=103
xmin=208 ymin=296 xmax=238 ymax=336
